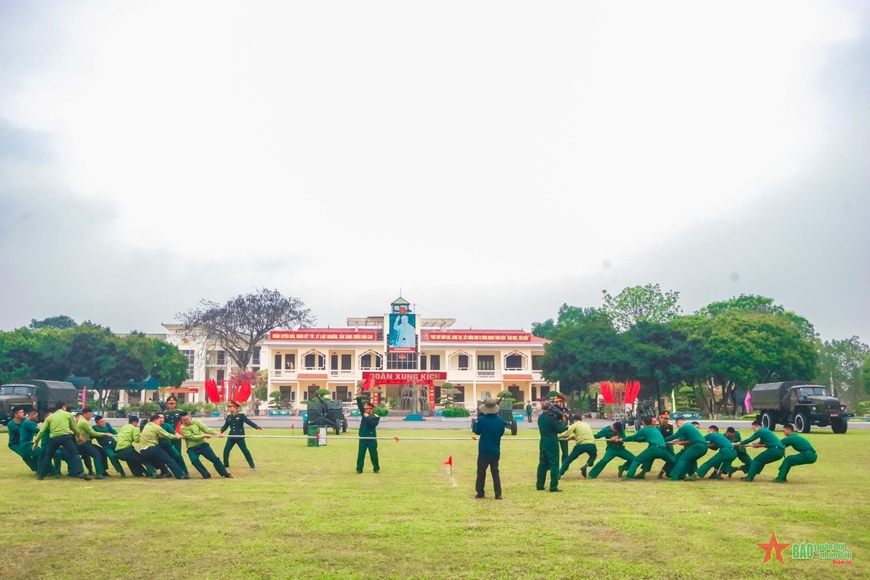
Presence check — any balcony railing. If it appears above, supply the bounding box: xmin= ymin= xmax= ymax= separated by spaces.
xmin=359 ymin=366 xmax=384 ymax=371
xmin=272 ymin=369 xmax=296 ymax=378
xmin=303 ymin=366 xmax=326 ymax=372
xmin=476 ymin=370 xmax=502 ymax=379
xmin=330 ymin=369 xmax=356 ymax=377
xmin=504 ymin=367 xmax=525 ymax=372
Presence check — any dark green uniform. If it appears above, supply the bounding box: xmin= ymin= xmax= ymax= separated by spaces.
xmin=622 ymin=426 xmax=675 ymax=479
xmin=665 ymin=424 xmax=708 ymax=480
xmin=356 ymin=397 xmax=380 ymax=473
xmin=525 ymin=404 xmax=533 ymax=423
xmin=94 ymin=423 xmax=126 ymax=476
xmin=536 ymin=412 xmax=564 ymax=491
xmin=221 ymin=412 xmax=260 ymax=468
xmin=15 ymin=418 xmax=40 ymax=472
xmin=740 ymin=428 xmax=785 ymax=481
xmin=696 ymin=432 xmax=737 ymax=478
xmin=588 ymin=426 xmax=635 ymax=479
xmin=776 ymin=433 xmax=817 ymax=482
xmin=160 ymin=422 xmax=189 ymax=476
xmin=659 ymin=421 xmax=674 ymax=455
xmin=162 ymin=409 xmax=183 ymax=455
xmin=7 ymin=419 xmax=23 ymax=458
xmin=726 ymin=430 xmax=752 ymax=473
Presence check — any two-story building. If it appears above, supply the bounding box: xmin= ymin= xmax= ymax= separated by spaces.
xmin=264 ymin=297 xmax=555 ymax=408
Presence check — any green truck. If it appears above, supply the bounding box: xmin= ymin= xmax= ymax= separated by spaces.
xmin=750 ymin=381 xmax=852 ymax=434
xmin=0 ymin=380 xmax=80 ymax=425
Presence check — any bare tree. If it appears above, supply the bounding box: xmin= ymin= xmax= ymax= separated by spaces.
xmin=177 ymin=288 xmax=314 ymax=370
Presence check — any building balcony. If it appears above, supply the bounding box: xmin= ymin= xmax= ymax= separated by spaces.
xmin=272 ymin=369 xmax=297 ymax=379
xmin=329 ymin=369 xmax=356 ymax=378
xmin=476 ymin=370 xmax=502 ymax=379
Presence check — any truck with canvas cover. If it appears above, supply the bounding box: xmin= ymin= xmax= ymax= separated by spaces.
xmin=0 ymin=380 xmax=79 ymax=425
xmin=751 ymin=381 xmax=851 ymax=434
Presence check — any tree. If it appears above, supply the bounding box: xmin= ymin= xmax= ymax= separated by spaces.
xmin=621 ymin=321 xmax=695 ymax=409
xmin=697 ymin=294 xmax=816 ymax=340
xmin=601 ymin=284 xmax=683 ymax=332
xmin=863 ymin=355 xmax=870 ymax=398
xmin=177 ymin=288 xmax=313 ymax=370
xmin=815 ymin=337 xmax=869 ymax=405
xmin=29 ymin=315 xmax=77 ymax=330
xmin=540 ymin=312 xmax=630 ymax=398
xmin=64 ymin=326 xmax=147 ymax=409
xmin=532 ymin=304 xmax=613 ymax=338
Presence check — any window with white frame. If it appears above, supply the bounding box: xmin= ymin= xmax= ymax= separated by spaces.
xmin=181 ymin=350 xmax=195 ymax=379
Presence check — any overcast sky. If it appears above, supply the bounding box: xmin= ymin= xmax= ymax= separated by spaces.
xmin=1 ymin=1 xmax=868 ymax=342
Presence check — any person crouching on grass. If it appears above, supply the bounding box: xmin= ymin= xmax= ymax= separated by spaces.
xmin=473 ymin=398 xmax=505 ymax=499
xmin=179 ymin=412 xmax=233 ymax=479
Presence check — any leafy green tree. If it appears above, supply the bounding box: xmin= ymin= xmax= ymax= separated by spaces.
xmin=601 ymin=284 xmax=683 ymax=332
xmin=815 ymin=337 xmax=869 ymax=405
xmin=698 ymin=294 xmax=816 ymax=340
xmin=532 ymin=304 xmax=613 ymax=338
xmin=863 ymin=355 xmax=870 ymax=397
xmin=541 ymin=312 xmax=629 ymax=398
xmin=28 ymin=315 xmax=77 ymax=330
xmin=621 ymin=321 xmax=695 ymax=409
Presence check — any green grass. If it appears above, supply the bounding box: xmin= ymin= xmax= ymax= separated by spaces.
xmin=1 ymin=429 xmax=867 ymax=579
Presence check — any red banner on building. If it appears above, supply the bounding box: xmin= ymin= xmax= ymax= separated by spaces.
xmin=428 ymin=384 xmax=436 ymax=410
xmin=427 ymin=331 xmax=531 ymax=342
xmin=269 ymin=330 xmax=378 ymax=341
xmin=362 ymin=372 xmax=447 ymax=385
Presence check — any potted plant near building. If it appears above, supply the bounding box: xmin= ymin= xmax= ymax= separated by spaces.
xmin=440 ymin=383 xmax=471 ymax=421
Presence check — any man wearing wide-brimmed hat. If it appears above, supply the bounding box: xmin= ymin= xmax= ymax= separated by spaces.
xmin=472 ymin=397 xmax=506 ymax=499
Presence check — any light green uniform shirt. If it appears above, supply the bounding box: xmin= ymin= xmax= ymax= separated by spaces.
xmin=34 ymin=410 xmax=77 ymax=444
xmin=114 ymin=424 xmax=140 ymax=451
xmin=180 ymin=420 xmax=219 ymax=448
xmin=558 ymin=421 xmax=595 ymax=445
xmin=75 ymin=417 xmax=106 ymax=444
xmin=140 ymin=422 xmax=179 ymax=448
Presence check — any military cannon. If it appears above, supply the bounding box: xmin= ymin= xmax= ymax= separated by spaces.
xmin=302 ymin=395 xmax=347 ymax=435
xmin=471 ymin=397 xmax=518 ymax=436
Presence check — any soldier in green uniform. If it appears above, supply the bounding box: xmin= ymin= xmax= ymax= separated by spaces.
xmin=618 ymin=416 xmax=675 ymax=480
xmin=159 ymin=417 xmax=190 ymax=477
xmin=179 ymin=412 xmax=233 ymax=479
xmin=696 ymin=425 xmax=737 ymax=479
xmin=6 ymin=407 xmax=34 ymax=470
xmin=550 ymin=395 xmax=571 ymax=464
xmin=33 ymin=402 xmax=89 ymax=480
xmin=93 ymin=415 xmax=126 ymax=477
xmin=114 ymin=415 xmax=153 ymax=477
xmin=775 ymin=424 xmax=817 ymax=483
xmin=356 ymin=393 xmax=380 ymax=473
xmin=587 ymin=422 xmax=635 ymax=479
xmin=75 ymin=407 xmax=114 ymax=479
xmin=525 ymin=402 xmax=533 ymax=423
xmin=139 ymin=413 xmax=187 ymax=479
xmin=536 ymin=400 xmax=564 ymax=492
xmin=734 ymin=420 xmax=785 ymax=482
xmin=162 ymin=396 xmax=184 ymax=456
xmin=724 ymin=427 xmax=751 ymax=475
xmin=221 ymin=401 xmax=262 ymax=469
xmin=654 ymin=411 xmax=674 ymax=478
xmin=558 ymin=414 xmax=597 ymax=478
xmin=33 ymin=411 xmax=68 ymax=477
xmin=15 ymin=409 xmax=41 ymax=472
xmin=664 ymin=418 xmax=708 ymax=481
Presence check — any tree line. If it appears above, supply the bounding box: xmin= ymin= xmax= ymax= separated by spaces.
xmin=534 ymin=286 xmax=870 ymax=416
xmin=0 ymin=316 xmax=189 ymax=408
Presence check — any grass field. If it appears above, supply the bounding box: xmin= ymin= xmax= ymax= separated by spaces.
xmin=0 ymin=428 xmax=867 ymax=580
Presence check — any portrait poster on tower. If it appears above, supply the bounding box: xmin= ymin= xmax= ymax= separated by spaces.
xmin=388 ymin=313 xmax=418 ymax=352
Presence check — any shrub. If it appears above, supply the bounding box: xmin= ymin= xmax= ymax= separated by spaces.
xmin=373 ymin=405 xmax=389 ymax=417
xmin=442 ymin=406 xmax=471 ymax=418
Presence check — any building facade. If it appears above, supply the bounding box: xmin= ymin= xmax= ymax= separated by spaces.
xmin=264 ymin=297 xmax=556 ymax=408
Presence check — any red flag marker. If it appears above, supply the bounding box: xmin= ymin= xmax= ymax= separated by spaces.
xmin=444 ymin=456 xmax=453 ymax=466
xmin=472 ymin=436 xmax=477 ymax=440
xmin=394 ymin=437 xmax=400 ymax=442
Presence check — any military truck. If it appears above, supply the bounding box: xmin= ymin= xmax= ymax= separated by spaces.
xmin=0 ymin=380 xmax=80 ymax=425
xmin=750 ymin=381 xmax=852 ymax=434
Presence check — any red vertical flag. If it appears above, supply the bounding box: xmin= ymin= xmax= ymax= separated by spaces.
xmin=443 ymin=456 xmax=453 ymax=466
